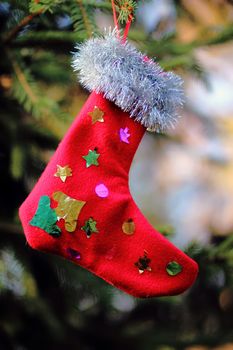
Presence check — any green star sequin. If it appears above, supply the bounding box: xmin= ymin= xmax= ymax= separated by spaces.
xmin=30 ymin=196 xmax=61 ymax=238
xmin=81 ymin=217 xmax=98 ymax=238
xmin=82 ymin=149 xmax=100 ymax=168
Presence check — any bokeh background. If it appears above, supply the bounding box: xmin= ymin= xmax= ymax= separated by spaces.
xmin=0 ymin=0 xmax=233 ymax=349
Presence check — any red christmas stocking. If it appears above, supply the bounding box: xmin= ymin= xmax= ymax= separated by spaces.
xmin=19 ymin=32 xmax=198 ymax=298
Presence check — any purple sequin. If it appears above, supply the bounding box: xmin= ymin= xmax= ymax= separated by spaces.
xmin=119 ymin=127 xmax=130 ymax=144
xmin=67 ymin=248 xmax=81 ymax=260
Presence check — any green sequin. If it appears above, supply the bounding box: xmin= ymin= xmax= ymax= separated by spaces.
xmin=30 ymin=196 xmax=61 ymax=238
xmin=166 ymin=261 xmax=182 ymax=276
xmin=82 ymin=149 xmax=100 ymax=167
xmin=81 ymin=218 xmax=98 ymax=238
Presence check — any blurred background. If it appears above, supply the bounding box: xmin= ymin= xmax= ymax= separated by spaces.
xmin=0 ymin=0 xmax=233 ymax=349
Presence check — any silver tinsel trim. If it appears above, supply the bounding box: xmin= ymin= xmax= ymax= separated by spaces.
xmin=72 ymin=30 xmax=184 ymax=131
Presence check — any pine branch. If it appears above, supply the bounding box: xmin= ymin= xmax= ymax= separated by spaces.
xmin=11 ymin=58 xmax=38 ymax=106
xmin=10 ymin=30 xmax=87 ymax=47
xmin=8 ymin=29 xmax=146 ymax=49
xmin=155 ymin=225 xmax=175 ymax=238
xmin=209 ymin=234 xmax=233 ymax=260
xmin=160 ymin=55 xmax=192 ymax=70
xmin=38 ymin=113 xmax=70 ymax=139
xmin=77 ymin=0 xmax=93 ymax=37
xmin=9 ymin=54 xmax=70 ymax=138
xmin=185 ymin=235 xmax=233 ymax=265
xmin=115 ymin=0 xmax=137 ymax=23
xmin=81 ymin=0 xmax=112 ymax=10
xmin=160 ymin=55 xmax=207 ymax=83
xmin=3 ymin=10 xmax=42 ymax=44
xmin=71 ymin=0 xmax=97 ymax=37
xmin=9 ymin=25 xmax=233 ymax=53
xmin=2 ymin=0 xmax=136 ymax=45
xmin=29 ymin=0 xmax=62 ymax=13
xmin=3 ymin=0 xmax=93 ymax=44
xmin=147 ymin=25 xmax=233 ymax=57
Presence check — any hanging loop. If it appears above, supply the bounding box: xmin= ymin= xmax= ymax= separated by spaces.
xmin=111 ymin=1 xmax=133 ymax=42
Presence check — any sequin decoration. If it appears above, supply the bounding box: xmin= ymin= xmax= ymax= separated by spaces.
xmin=119 ymin=127 xmax=130 ymax=143
xmin=81 ymin=217 xmax=99 ymax=238
xmin=95 ymin=183 xmax=109 ymax=198
xmin=67 ymin=247 xmax=81 ymax=260
xmin=82 ymin=148 xmax=100 ymax=167
xmin=88 ymin=106 xmax=105 ymax=124
xmin=135 ymin=251 xmax=152 ymax=274
xmin=54 ymin=165 xmax=72 ymax=182
xmin=30 ymin=196 xmax=61 ymax=238
xmin=122 ymin=219 xmax=135 ymax=235
xmin=166 ymin=261 xmax=182 ymax=276
xmin=52 ymin=191 xmax=86 ymax=233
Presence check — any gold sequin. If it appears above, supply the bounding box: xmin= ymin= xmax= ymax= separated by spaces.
xmin=122 ymin=219 xmax=135 ymax=235
xmin=52 ymin=191 xmax=86 ymax=232
xmin=88 ymin=106 xmax=105 ymax=124
xmin=54 ymin=165 xmax=72 ymax=183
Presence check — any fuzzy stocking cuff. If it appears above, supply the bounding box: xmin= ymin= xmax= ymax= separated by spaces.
xmin=72 ymin=30 xmax=184 ymax=132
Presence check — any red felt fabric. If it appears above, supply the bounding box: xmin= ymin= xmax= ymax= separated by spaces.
xmin=19 ymin=91 xmax=198 ymax=298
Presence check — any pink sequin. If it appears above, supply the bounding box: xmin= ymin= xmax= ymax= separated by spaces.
xmin=67 ymin=248 xmax=81 ymax=260
xmin=95 ymin=184 xmax=109 ymax=198
xmin=119 ymin=127 xmax=130 ymax=144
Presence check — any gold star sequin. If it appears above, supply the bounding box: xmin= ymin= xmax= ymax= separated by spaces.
xmin=54 ymin=165 xmax=72 ymax=183
xmin=88 ymin=106 xmax=105 ymax=124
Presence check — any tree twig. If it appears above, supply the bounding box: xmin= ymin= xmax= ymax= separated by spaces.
xmin=76 ymin=0 xmax=93 ymax=38
xmin=11 ymin=58 xmax=38 ymax=104
xmin=3 ymin=10 xmax=42 ymax=44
